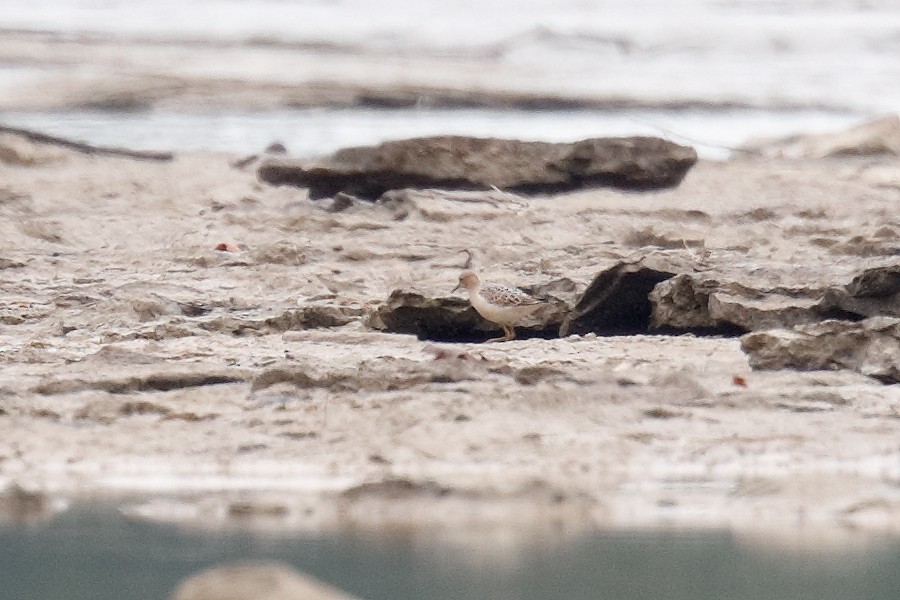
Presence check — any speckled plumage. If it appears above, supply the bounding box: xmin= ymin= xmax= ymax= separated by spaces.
xmin=477 ymin=283 xmax=543 ymax=308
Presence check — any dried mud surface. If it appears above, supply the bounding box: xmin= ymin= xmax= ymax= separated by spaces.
xmin=1 ymin=140 xmax=899 ymax=539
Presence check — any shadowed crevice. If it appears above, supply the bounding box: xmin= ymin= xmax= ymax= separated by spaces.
xmin=559 ymin=260 xmax=676 ymax=336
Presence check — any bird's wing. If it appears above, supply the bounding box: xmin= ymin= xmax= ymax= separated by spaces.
xmin=480 ymin=284 xmax=543 ymax=307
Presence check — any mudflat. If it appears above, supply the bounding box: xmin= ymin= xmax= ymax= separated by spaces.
xmin=1 ymin=134 xmax=898 ymax=537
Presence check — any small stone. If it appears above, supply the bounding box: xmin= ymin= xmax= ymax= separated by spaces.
xmin=326 ymin=192 xmax=358 ymax=213
xmin=169 ymin=562 xmax=361 ymax=600
xmin=250 ymin=240 xmax=306 ymax=266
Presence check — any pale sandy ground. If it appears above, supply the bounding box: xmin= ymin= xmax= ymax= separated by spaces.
xmin=1 ymin=135 xmax=899 ymax=547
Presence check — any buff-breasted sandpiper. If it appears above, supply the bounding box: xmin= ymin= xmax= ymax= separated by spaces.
xmin=453 ymin=270 xmax=545 ymax=342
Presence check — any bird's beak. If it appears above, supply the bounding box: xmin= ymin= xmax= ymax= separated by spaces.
xmin=452 ymin=283 xmax=462 ymax=293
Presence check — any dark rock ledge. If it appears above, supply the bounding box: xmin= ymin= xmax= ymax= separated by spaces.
xmin=258 ymin=135 xmax=698 ymax=200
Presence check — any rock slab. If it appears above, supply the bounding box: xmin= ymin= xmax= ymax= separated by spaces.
xmin=740 ymin=317 xmax=900 ymax=383
xmin=258 ymin=135 xmax=698 ymax=200
xmin=650 ymin=274 xmax=835 ymax=332
xmin=651 ymin=263 xmax=900 ymax=333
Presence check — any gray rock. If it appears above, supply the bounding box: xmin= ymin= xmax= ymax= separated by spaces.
xmin=648 ymin=273 xmax=720 ymax=330
xmin=708 ymin=290 xmax=828 ymax=331
xmin=257 ymin=135 xmax=697 ymax=200
xmin=845 ymin=264 xmax=900 ymax=298
xmin=819 ymin=264 xmax=900 ymax=320
xmin=649 ymin=274 xmax=834 ymax=332
xmin=740 ymin=317 xmax=900 ymax=383
xmin=169 ymin=562 xmax=360 ymax=600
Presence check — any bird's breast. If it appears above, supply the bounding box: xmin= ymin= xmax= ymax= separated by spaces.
xmin=469 ymin=289 xmax=540 ymax=326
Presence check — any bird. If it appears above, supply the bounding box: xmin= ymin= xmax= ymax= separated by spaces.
xmin=453 ymin=270 xmax=546 ymax=342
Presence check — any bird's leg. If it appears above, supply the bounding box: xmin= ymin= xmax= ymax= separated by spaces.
xmin=486 ymin=325 xmax=516 ymax=343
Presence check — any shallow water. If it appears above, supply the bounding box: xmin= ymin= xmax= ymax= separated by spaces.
xmin=4 ymin=0 xmax=900 ymax=114
xmin=0 ymin=107 xmax=864 ymax=159
xmin=3 ymin=508 xmax=900 ymax=600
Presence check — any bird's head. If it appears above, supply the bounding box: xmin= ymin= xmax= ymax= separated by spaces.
xmin=452 ymin=270 xmax=480 ymax=293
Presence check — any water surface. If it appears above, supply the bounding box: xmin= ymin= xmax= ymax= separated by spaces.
xmin=0 ymin=107 xmax=864 ymax=159
xmin=3 ymin=508 xmax=900 ymax=600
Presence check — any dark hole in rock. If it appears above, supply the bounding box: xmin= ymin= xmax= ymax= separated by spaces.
xmin=561 ymin=260 xmax=681 ymax=336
